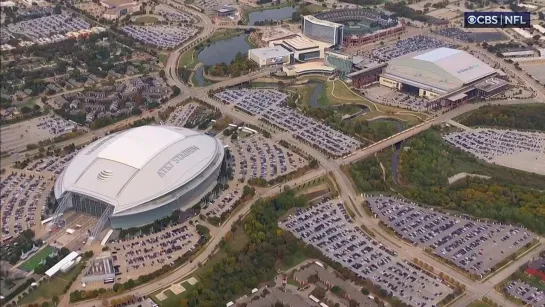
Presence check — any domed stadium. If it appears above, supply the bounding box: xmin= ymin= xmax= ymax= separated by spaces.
xmin=53 ymin=125 xmax=225 ymax=232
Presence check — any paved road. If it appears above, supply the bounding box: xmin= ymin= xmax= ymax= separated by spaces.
xmin=9 ymin=6 xmax=545 ymax=306
xmin=342 ymin=98 xmax=541 ymax=165
xmin=74 ymin=169 xmax=327 ymax=307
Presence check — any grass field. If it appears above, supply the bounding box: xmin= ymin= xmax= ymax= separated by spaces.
xmin=178 ymin=48 xmax=198 ymax=69
xmin=19 ymin=263 xmax=84 ymax=305
xmin=21 ymin=246 xmax=53 ymax=272
xmin=468 ymin=300 xmax=493 ymax=307
xmin=133 ymin=16 xmax=159 ymax=24
xmin=158 ymin=52 xmax=169 ymax=65
xmin=303 ymin=3 xmax=327 ymax=13
xmin=152 ymin=279 xmax=197 ymax=307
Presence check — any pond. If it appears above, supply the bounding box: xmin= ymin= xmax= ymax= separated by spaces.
xmin=193 ymin=33 xmax=252 ymax=87
xmin=248 ymin=6 xmax=297 ymax=25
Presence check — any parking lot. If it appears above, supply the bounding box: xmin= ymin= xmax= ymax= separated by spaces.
xmin=366 ymin=196 xmax=536 ymax=277
xmin=279 ymin=199 xmax=452 ymax=307
xmin=0 ymin=171 xmax=52 ymax=237
xmin=363 ymin=86 xmax=431 ymax=112
xmin=504 ymin=280 xmax=545 ymax=306
xmin=154 ymin=4 xmax=197 ymax=23
xmin=214 ymin=89 xmax=361 ymax=157
xmin=121 ymin=25 xmax=198 ymax=49
xmin=434 ymin=28 xmax=507 ymax=43
xmin=24 ymin=151 xmax=79 ymax=175
xmin=444 ymin=129 xmax=545 ymax=175
xmin=165 ymin=103 xmax=199 ymax=127
xmin=6 ymin=14 xmax=90 ymax=42
xmin=192 ymin=0 xmax=234 ymax=12
xmin=1 ymin=114 xmax=75 ymax=153
xmin=203 ymin=135 xmax=307 ymax=218
xmin=107 ymin=223 xmax=199 ymax=281
xmin=371 ymin=35 xmax=455 ymax=62
xmin=233 ymin=135 xmax=307 ymax=181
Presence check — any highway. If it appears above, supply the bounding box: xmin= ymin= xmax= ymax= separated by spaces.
xmin=10 ymin=6 xmax=545 ymax=306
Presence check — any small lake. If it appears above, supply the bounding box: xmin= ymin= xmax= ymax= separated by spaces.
xmin=248 ymin=6 xmax=297 ymax=25
xmin=193 ymin=33 xmax=252 ymax=87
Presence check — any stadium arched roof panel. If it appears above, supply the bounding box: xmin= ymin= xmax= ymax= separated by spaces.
xmin=384 ymin=47 xmax=496 ymax=92
xmin=56 ymin=126 xmax=223 ymax=214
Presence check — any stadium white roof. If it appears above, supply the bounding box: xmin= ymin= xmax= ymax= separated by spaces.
xmin=45 ymin=251 xmax=79 ymax=277
xmin=55 ymin=126 xmax=223 ymax=215
xmin=384 ymin=47 xmax=496 ymax=93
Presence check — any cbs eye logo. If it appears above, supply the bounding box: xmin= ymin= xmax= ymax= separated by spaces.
xmin=466 ymin=15 xmax=477 ymax=24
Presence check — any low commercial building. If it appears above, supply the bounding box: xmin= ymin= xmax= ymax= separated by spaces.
xmin=269 ymin=35 xmax=333 ymax=62
xmin=534 ymin=24 xmax=545 ymax=35
xmin=501 ymin=50 xmax=536 ymax=58
xmin=99 ymin=0 xmax=140 ymax=20
xmin=282 ymin=62 xmax=335 ymax=77
xmin=82 ymin=252 xmax=116 ymax=283
xmin=214 ymin=6 xmax=235 ymax=17
xmin=0 ymin=1 xmax=17 ymax=7
xmin=348 ymin=62 xmax=387 ymax=88
xmin=512 ymin=28 xmax=533 ymax=39
xmin=45 ymin=251 xmax=80 ymax=278
xmin=248 ymin=46 xmax=292 ymax=67
xmin=474 ymin=78 xmax=509 ymax=98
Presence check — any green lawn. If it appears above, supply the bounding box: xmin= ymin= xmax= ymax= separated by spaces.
xmin=152 ymin=280 xmax=197 ymax=307
xmin=178 ymin=48 xmax=197 ymax=69
xmin=19 ymin=263 xmax=84 ymax=305
xmin=133 ymin=15 xmax=159 ymax=24
xmin=303 ymin=4 xmax=328 ymax=13
xmin=468 ymin=300 xmax=492 ymax=307
xmin=158 ymin=52 xmax=169 ymax=65
xmin=21 ymin=246 xmax=53 ymax=272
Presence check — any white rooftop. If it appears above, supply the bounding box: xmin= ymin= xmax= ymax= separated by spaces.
xmin=45 ymin=251 xmax=79 ymax=277
xmin=249 ymin=46 xmax=292 ymax=59
xmin=55 ymin=126 xmax=223 ymax=215
xmin=97 ymin=126 xmax=183 ymax=169
xmin=385 ymin=47 xmax=496 ymax=92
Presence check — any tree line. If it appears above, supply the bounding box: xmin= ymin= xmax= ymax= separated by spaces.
xmin=349 ymin=129 xmax=545 ymax=235
xmin=460 ymin=104 xmax=545 ymax=132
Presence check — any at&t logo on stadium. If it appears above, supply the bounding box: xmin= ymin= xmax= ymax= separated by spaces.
xmin=464 ymin=12 xmax=531 ymax=28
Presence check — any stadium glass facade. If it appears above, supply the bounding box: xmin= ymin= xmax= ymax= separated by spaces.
xmin=56 ymin=142 xmax=225 ymax=229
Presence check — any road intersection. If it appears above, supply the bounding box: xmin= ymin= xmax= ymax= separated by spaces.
xmin=8 ymin=8 xmax=545 ymax=306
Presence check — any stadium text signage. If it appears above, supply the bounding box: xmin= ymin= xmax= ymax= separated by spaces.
xmin=157 ymin=145 xmax=200 ymax=178
xmin=464 ymin=12 xmax=531 ymax=28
